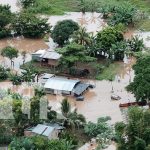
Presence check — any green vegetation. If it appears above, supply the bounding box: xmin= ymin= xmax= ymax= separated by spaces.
xmin=127 ymin=54 xmax=150 ymax=103
xmin=115 ymin=107 xmax=150 ymax=150
xmin=51 ymin=20 xmax=79 ymax=46
xmin=12 ymin=12 xmax=51 ymax=38
xmin=96 ymin=62 xmax=122 ymax=80
xmin=57 ymin=43 xmax=96 ymax=68
xmin=85 ymin=116 xmax=113 ymax=149
xmin=1 ymin=46 xmax=18 ymax=67
xmin=0 ymin=5 xmax=12 ymax=38
xmin=0 ymin=66 xmax=10 ymax=81
xmin=24 ymin=0 xmax=80 ymax=15
xmin=19 ymin=0 xmax=36 ymax=8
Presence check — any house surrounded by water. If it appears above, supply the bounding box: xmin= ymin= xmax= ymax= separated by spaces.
xmin=32 ymin=49 xmax=61 ymax=67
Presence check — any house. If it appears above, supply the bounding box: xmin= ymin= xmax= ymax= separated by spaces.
xmin=40 ymin=50 xmax=61 ymax=67
xmin=32 ymin=49 xmax=61 ymax=67
xmin=44 ymin=76 xmax=90 ymax=96
xmin=39 ymin=73 xmax=55 ymax=85
xmin=32 ymin=49 xmax=46 ymax=61
xmin=24 ymin=124 xmax=64 ymax=140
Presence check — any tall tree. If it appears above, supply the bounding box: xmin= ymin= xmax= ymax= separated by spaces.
xmin=115 ymin=107 xmax=150 ymax=150
xmin=96 ymin=25 xmax=124 ymax=56
xmin=61 ymin=98 xmax=71 ymax=118
xmin=51 ymin=20 xmax=79 ymax=46
xmin=72 ymin=27 xmax=91 ymax=46
xmin=1 ymin=46 xmax=18 ymax=67
xmin=0 ymin=5 xmax=12 ymax=38
xmin=61 ymin=98 xmax=86 ymax=129
xmin=12 ymin=12 xmax=51 ymax=38
xmin=56 ymin=43 xmax=96 ymax=68
xmin=126 ymin=55 xmax=150 ymax=104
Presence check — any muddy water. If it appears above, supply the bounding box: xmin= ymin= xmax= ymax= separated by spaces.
xmin=0 ymin=37 xmax=48 ymax=53
xmin=42 ymin=12 xmax=106 ymax=35
xmin=0 ymin=37 xmax=48 ymax=70
xmin=0 ymin=57 xmax=136 ymax=124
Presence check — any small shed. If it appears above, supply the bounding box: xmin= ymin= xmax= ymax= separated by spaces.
xmin=32 ymin=49 xmax=46 ymax=61
xmin=40 ymin=50 xmax=61 ymax=67
xmin=24 ymin=124 xmax=64 ymax=140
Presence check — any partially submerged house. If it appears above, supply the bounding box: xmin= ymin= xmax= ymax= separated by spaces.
xmin=32 ymin=49 xmax=46 ymax=61
xmin=40 ymin=50 xmax=61 ymax=67
xmin=24 ymin=124 xmax=64 ymax=140
xmin=44 ymin=76 xmax=90 ymax=96
xmin=39 ymin=73 xmax=55 ymax=85
xmin=32 ymin=49 xmax=61 ymax=67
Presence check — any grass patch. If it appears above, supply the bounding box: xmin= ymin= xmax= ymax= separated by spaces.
xmin=127 ymin=0 xmax=150 ymax=13
xmin=21 ymin=61 xmax=56 ymax=74
xmin=27 ymin=0 xmax=150 ymax=15
xmin=28 ymin=0 xmax=80 ymax=15
xmin=96 ymin=62 xmax=122 ymax=81
xmin=135 ymin=19 xmax=150 ymax=31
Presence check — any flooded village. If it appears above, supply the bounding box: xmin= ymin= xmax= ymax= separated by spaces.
xmin=0 ymin=0 xmax=150 ymax=150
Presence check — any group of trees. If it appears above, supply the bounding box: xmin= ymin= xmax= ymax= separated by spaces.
xmin=0 ymin=5 xmax=13 ymax=38
xmin=12 ymin=12 xmax=50 ymax=38
xmin=0 ymin=4 xmax=51 ymax=39
xmin=52 ymin=19 xmax=144 ymax=70
xmin=57 ymin=43 xmax=96 ymax=69
xmin=115 ymin=107 xmax=150 ymax=150
xmin=99 ymin=2 xmax=137 ymax=26
xmin=0 ymin=91 xmax=113 ymax=149
xmin=127 ymin=54 xmax=150 ymax=104
xmin=9 ymin=135 xmax=77 ymax=150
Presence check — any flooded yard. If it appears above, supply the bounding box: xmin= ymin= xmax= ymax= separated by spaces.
xmin=0 ymin=57 xmax=136 ymax=124
xmin=0 ymin=37 xmax=48 ymax=53
xmin=45 ymin=12 xmax=106 ymax=34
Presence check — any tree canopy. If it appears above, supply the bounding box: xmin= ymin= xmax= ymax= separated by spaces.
xmin=1 ymin=46 xmax=18 ymax=67
xmin=0 ymin=5 xmax=12 ymax=38
xmin=96 ymin=25 xmax=124 ymax=59
xmin=19 ymin=0 xmax=36 ymax=8
xmin=12 ymin=12 xmax=51 ymax=38
xmin=51 ymin=20 xmax=79 ymax=46
xmin=56 ymin=43 xmax=96 ymax=68
xmin=126 ymin=55 xmax=150 ymax=103
xmin=115 ymin=107 xmax=150 ymax=150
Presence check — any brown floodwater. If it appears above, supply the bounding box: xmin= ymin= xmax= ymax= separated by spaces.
xmin=0 ymin=37 xmax=49 ymax=70
xmin=0 ymin=57 xmax=136 ymax=124
xmin=0 ymin=37 xmax=48 ymax=53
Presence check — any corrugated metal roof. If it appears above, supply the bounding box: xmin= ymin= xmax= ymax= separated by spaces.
xmin=73 ymin=83 xmax=89 ymax=95
xmin=32 ymin=124 xmax=55 ymax=137
xmin=40 ymin=73 xmax=54 ymax=79
xmin=40 ymin=51 xmax=61 ymax=60
xmin=32 ymin=49 xmax=46 ymax=55
xmin=44 ymin=77 xmax=80 ymax=92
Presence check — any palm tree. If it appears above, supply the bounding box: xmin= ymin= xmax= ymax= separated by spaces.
xmin=61 ymin=98 xmax=71 ymax=118
xmin=72 ymin=27 xmax=91 ymax=46
xmin=61 ymin=98 xmax=86 ymax=129
xmin=78 ymin=0 xmax=87 ymax=14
